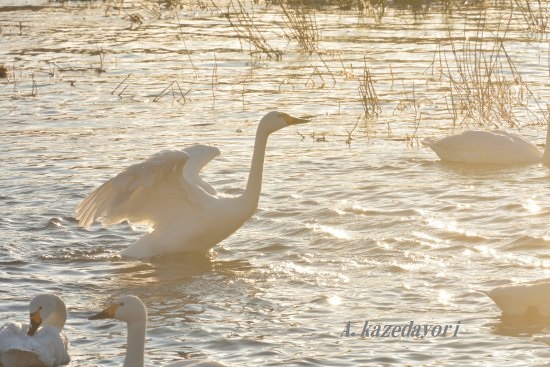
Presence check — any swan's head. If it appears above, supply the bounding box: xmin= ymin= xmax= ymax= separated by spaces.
xmin=258 ymin=111 xmax=309 ymax=135
xmin=27 ymin=293 xmax=67 ymax=336
xmin=89 ymin=295 xmax=147 ymax=324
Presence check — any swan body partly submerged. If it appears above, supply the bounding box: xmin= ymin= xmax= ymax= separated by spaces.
xmin=76 ymin=111 xmax=308 ymax=259
xmin=89 ymin=295 xmax=228 ymax=367
xmin=487 ymin=281 xmax=550 ymax=317
xmin=423 ymin=124 xmax=550 ymax=165
xmin=0 ymin=294 xmax=70 ymax=367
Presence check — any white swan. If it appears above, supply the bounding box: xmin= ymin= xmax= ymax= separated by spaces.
xmin=487 ymin=281 xmax=550 ymax=317
xmin=89 ymin=295 xmax=228 ymax=367
xmin=0 ymin=294 xmax=70 ymax=367
xmin=423 ymin=123 xmax=550 ymax=164
xmin=75 ymin=111 xmax=308 ymax=259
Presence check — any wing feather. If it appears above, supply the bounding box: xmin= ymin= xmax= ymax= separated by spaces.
xmin=183 ymin=144 xmax=221 ymax=195
xmin=76 ymin=150 xmax=190 ymax=228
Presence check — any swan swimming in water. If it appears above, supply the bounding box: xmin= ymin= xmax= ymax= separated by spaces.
xmin=76 ymin=111 xmax=308 ymax=259
xmin=89 ymin=295 xmax=228 ymax=367
xmin=487 ymin=281 xmax=550 ymax=318
xmin=422 ymin=122 xmax=550 ymax=165
xmin=0 ymin=294 xmax=70 ymax=367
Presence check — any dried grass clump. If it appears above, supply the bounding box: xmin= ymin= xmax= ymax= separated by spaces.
xmin=279 ymin=1 xmax=320 ymax=54
xmin=0 ymin=64 xmax=7 ymax=79
xmin=106 ymin=0 xmax=160 ymax=26
xmin=215 ymin=0 xmax=282 ymax=60
xmin=94 ymin=46 xmax=106 ymax=73
xmin=354 ymin=0 xmax=385 ymax=23
xmin=434 ymin=22 xmax=546 ymax=128
xmin=513 ymin=0 xmax=549 ymax=36
xmin=154 ymin=80 xmax=190 ymax=104
xmin=358 ymin=57 xmax=381 ymax=120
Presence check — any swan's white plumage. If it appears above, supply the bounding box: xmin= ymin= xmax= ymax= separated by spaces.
xmin=76 ymin=111 xmax=308 ymax=259
xmin=0 ymin=295 xmax=70 ymax=367
xmin=182 ymin=144 xmax=220 ymax=196
xmin=0 ymin=323 xmax=69 ymax=367
xmin=76 ymin=149 xmax=191 ymax=229
xmin=89 ymin=295 xmax=228 ymax=367
xmin=488 ymin=281 xmax=550 ymax=317
xmin=423 ymin=125 xmax=550 ymax=165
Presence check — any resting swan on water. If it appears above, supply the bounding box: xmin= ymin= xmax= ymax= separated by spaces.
xmin=487 ymin=281 xmax=550 ymax=318
xmin=89 ymin=295 xmax=228 ymax=367
xmin=423 ymin=121 xmax=550 ymax=165
xmin=0 ymin=294 xmax=70 ymax=367
xmin=75 ymin=111 xmax=309 ymax=259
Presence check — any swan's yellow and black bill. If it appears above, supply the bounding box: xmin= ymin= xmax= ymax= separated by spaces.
xmin=89 ymin=303 xmax=118 ymax=320
xmin=27 ymin=309 xmax=42 ymax=336
xmin=282 ymin=114 xmax=309 ymax=125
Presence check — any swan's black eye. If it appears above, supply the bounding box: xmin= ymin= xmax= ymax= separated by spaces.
xmin=119 ymin=302 xmax=124 ymax=307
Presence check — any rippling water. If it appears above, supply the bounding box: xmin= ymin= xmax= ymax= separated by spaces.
xmin=2 ymin=0 xmax=550 ymax=366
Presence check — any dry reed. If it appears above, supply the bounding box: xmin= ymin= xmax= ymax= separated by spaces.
xmin=94 ymin=46 xmax=106 ymax=73
xmin=279 ymin=1 xmax=320 ymax=54
xmin=358 ymin=56 xmax=381 ymax=121
xmin=305 ymin=66 xmax=325 ymax=88
xmin=211 ymin=53 xmax=218 ymax=107
xmin=345 ymin=115 xmax=362 ymax=145
xmin=513 ymin=0 xmax=549 ymax=36
xmin=435 ymin=15 xmax=547 ymax=128
xmin=213 ymin=0 xmax=282 ymax=60
xmin=175 ymin=12 xmax=199 ymax=79
xmin=239 ymin=62 xmax=258 ymax=108
xmin=112 ymin=73 xmax=133 ymax=98
xmin=153 ymin=80 xmax=190 ymax=104
xmin=31 ymin=73 xmax=37 ymax=97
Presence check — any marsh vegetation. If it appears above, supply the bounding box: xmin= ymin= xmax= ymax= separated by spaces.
xmin=2 ymin=0 xmax=550 ymax=140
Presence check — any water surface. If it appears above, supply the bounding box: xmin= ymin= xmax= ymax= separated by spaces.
xmin=2 ymin=1 xmax=550 ymax=365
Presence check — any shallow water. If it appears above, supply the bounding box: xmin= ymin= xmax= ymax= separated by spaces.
xmin=2 ymin=0 xmax=550 ymax=366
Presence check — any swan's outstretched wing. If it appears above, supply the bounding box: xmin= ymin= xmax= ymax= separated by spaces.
xmin=76 ymin=150 xmax=191 ymax=228
xmin=183 ymin=144 xmax=220 ymax=195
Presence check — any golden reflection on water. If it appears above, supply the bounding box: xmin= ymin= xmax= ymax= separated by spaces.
xmin=309 ymin=223 xmax=353 ymax=240
xmin=492 ymin=314 xmax=550 ymax=339
xmin=437 ymin=290 xmax=452 ymax=306
xmin=328 ymin=295 xmax=342 ymax=306
xmin=522 ymin=198 xmax=541 ymax=214
xmin=3 ymin=1 xmax=550 ymax=365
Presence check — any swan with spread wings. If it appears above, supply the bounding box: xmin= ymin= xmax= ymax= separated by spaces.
xmin=76 ymin=111 xmax=308 ymax=259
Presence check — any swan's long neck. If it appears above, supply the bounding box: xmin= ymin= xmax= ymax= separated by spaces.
xmin=543 ymin=120 xmax=550 ymax=163
xmin=124 ymin=319 xmax=146 ymax=367
xmin=45 ymin=296 xmax=67 ymax=331
xmin=242 ymin=126 xmax=270 ymax=214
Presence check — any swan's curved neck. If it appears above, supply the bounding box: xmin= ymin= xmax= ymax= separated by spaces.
xmin=543 ymin=120 xmax=550 ymax=163
xmin=45 ymin=297 xmax=67 ymax=330
xmin=124 ymin=319 xmax=146 ymax=367
xmin=242 ymin=127 xmax=270 ymax=213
